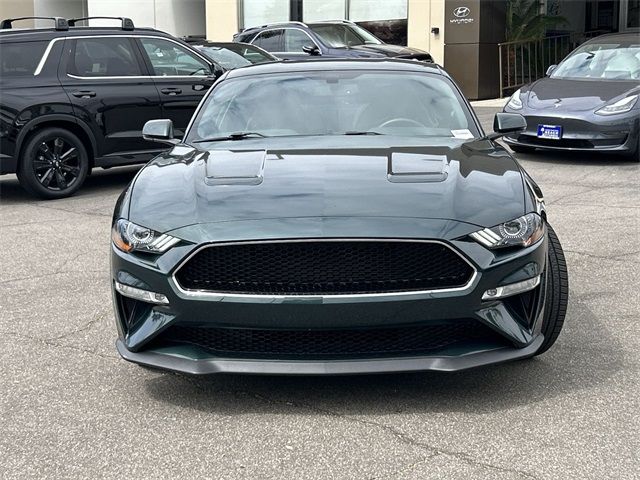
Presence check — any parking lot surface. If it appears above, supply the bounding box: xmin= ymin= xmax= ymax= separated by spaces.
xmin=1 ymin=106 xmax=638 ymax=479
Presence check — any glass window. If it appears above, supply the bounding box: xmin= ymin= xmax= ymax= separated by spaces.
xmin=140 ymin=38 xmax=211 ymax=77
xmin=187 ymin=71 xmax=479 ymax=142
xmin=0 ymin=41 xmax=47 ymax=77
xmin=68 ymin=38 xmax=142 ymax=77
xmin=253 ymin=30 xmax=284 ymax=52
xmin=309 ymin=24 xmax=382 ymax=47
xmin=243 ymin=0 xmax=289 ymax=29
xmin=283 ymin=29 xmax=315 ymax=52
xmin=551 ymin=41 xmax=640 ymax=80
xmin=303 ymin=0 xmax=346 ymax=22
xmin=349 ymin=0 xmax=407 ymax=22
xmin=197 ymin=44 xmax=274 ymax=69
xmin=627 ymin=0 xmax=640 ymax=28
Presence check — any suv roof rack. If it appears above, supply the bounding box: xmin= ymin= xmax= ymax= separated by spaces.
xmin=68 ymin=16 xmax=134 ymax=30
xmin=309 ymin=19 xmax=356 ymax=25
xmin=0 ymin=16 xmax=69 ymax=30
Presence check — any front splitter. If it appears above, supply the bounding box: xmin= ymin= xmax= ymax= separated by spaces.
xmin=116 ymin=335 xmax=543 ymax=375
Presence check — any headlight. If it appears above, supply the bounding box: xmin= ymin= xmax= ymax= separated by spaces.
xmin=506 ymin=89 xmax=523 ymax=110
xmin=112 ymin=219 xmax=180 ymax=253
xmin=595 ymin=95 xmax=638 ymax=115
xmin=470 ymin=213 xmax=544 ymax=249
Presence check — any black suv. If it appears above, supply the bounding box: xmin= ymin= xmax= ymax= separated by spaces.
xmin=233 ymin=20 xmax=432 ymax=62
xmin=0 ymin=16 xmax=224 ymax=199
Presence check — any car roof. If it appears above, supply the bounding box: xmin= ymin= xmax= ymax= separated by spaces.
xmin=0 ymin=26 xmax=170 ymax=42
xmin=585 ymin=32 xmax=640 ymax=45
xmin=224 ymin=58 xmax=444 ymax=79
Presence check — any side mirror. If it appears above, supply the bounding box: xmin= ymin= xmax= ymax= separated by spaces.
xmin=546 ymin=64 xmax=557 ymax=76
xmin=302 ymin=44 xmax=320 ymax=56
xmin=143 ymin=119 xmax=179 ymax=145
xmin=493 ymin=113 xmax=527 ymax=134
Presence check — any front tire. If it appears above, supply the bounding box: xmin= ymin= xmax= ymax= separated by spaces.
xmin=535 ymin=223 xmax=569 ymax=355
xmin=18 ymin=127 xmax=89 ymax=199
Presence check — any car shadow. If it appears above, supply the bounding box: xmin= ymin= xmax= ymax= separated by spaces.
xmin=508 ymin=148 xmax=638 ymax=167
xmin=0 ymin=166 xmax=141 ymax=204
xmin=142 ymin=297 xmax=622 ymax=416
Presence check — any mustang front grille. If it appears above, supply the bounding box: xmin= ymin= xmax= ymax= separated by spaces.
xmin=150 ymin=320 xmax=504 ymax=359
xmin=174 ymin=240 xmax=474 ymax=295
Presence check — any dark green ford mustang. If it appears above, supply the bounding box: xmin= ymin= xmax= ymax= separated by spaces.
xmin=111 ymin=59 xmax=569 ymax=375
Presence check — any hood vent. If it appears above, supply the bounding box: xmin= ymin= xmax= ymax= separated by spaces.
xmin=205 ymin=150 xmax=266 ymax=186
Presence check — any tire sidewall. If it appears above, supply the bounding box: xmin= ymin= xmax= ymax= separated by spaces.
xmin=19 ymin=128 xmax=89 ymax=199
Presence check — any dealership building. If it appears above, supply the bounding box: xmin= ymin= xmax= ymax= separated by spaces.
xmin=1 ymin=0 xmax=638 ymax=98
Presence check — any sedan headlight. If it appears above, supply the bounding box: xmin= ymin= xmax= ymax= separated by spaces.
xmin=506 ymin=88 xmax=523 ymax=110
xmin=470 ymin=213 xmax=544 ymax=249
xmin=112 ymin=219 xmax=180 ymax=254
xmin=595 ymin=95 xmax=638 ymax=115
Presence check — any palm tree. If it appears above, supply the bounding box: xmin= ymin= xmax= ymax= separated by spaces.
xmin=506 ymin=0 xmax=567 ymax=42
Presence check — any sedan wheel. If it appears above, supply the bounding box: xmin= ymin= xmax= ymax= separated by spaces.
xmin=535 ymin=223 xmax=569 ymax=355
xmin=19 ymin=128 xmax=89 ymax=199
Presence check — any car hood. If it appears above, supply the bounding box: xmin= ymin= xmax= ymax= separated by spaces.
xmin=345 ymin=44 xmax=432 ymax=61
xmin=525 ymin=77 xmax=639 ymax=111
xmin=128 ymin=138 xmax=525 ymax=234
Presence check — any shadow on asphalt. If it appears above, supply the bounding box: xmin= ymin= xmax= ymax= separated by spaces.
xmin=143 ymin=299 xmax=623 ymax=414
xmin=0 ymin=166 xmax=141 ymax=203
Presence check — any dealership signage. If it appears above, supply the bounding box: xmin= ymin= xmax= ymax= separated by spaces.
xmin=450 ymin=6 xmax=474 ymax=24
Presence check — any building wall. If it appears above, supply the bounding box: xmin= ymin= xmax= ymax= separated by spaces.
xmin=87 ymin=0 xmax=205 ymax=36
xmin=205 ymin=0 xmax=237 ymax=41
xmin=407 ymin=0 xmax=445 ymax=65
xmin=0 ymin=0 xmax=35 ymax=27
xmin=34 ymin=0 xmax=86 ymax=27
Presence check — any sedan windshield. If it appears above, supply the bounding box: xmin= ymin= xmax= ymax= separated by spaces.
xmin=551 ymin=42 xmax=640 ymax=80
xmin=197 ymin=44 xmax=274 ymax=69
xmin=309 ymin=24 xmax=382 ymax=48
xmin=186 ymin=71 xmax=479 ymax=143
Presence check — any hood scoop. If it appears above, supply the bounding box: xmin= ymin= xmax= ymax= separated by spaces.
xmin=387 ymin=152 xmax=449 ymax=183
xmin=204 ymin=150 xmax=266 ymax=186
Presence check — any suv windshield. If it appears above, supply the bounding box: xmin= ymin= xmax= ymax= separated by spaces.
xmin=309 ymin=24 xmax=382 ymax=48
xmin=551 ymin=41 xmax=640 ymax=80
xmin=186 ymin=71 xmax=478 ymax=142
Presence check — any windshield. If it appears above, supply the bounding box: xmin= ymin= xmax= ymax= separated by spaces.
xmin=197 ymin=44 xmax=274 ymax=69
xmin=186 ymin=71 xmax=479 ymax=143
xmin=551 ymin=41 xmax=640 ymax=80
xmin=309 ymin=24 xmax=382 ymax=48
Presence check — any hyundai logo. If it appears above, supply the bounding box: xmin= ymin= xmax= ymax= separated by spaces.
xmin=453 ymin=6 xmax=471 ymax=18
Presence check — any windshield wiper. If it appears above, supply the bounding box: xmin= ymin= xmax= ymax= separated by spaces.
xmin=193 ymin=132 xmax=268 ymax=143
xmin=342 ymin=131 xmax=384 ymax=136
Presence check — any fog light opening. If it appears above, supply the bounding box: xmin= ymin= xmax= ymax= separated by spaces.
xmin=115 ymin=281 xmax=169 ymax=305
xmin=482 ymin=275 xmax=541 ymax=301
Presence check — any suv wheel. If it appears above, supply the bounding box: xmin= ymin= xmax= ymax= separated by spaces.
xmin=18 ymin=128 xmax=89 ymax=199
xmin=535 ymin=223 xmax=569 ymax=355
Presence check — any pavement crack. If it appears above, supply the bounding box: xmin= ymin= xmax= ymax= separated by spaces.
xmin=0 ymin=330 xmax=118 ymax=360
xmin=48 ymin=310 xmax=109 ymax=341
xmin=245 ymin=392 xmax=540 ymax=480
xmin=564 ymin=249 xmax=640 ymax=265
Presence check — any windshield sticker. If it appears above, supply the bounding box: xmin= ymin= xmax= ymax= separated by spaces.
xmin=451 ymin=129 xmax=474 ymax=139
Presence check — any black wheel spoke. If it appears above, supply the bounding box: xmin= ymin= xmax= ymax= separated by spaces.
xmin=54 ymin=170 xmax=68 ymax=189
xmin=60 ymin=164 xmax=80 ymax=177
xmin=60 ymin=147 xmax=77 ymax=162
xmin=40 ymin=168 xmax=55 ymax=187
xmin=33 ymin=159 xmax=50 ymax=170
xmin=39 ymin=143 xmax=54 ymax=161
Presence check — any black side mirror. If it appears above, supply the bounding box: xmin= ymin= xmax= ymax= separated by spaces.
xmin=493 ymin=112 xmax=527 ymax=134
xmin=546 ymin=64 xmax=557 ymax=76
xmin=143 ymin=119 xmax=179 ymax=145
xmin=302 ymin=45 xmax=320 ymax=56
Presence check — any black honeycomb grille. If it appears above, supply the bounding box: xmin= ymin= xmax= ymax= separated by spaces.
xmin=153 ymin=321 xmax=501 ymax=359
xmin=175 ymin=240 xmax=474 ymax=295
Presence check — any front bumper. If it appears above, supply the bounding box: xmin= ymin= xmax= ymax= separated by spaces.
xmin=111 ymin=218 xmax=548 ymax=375
xmin=503 ymin=108 xmax=639 ymax=152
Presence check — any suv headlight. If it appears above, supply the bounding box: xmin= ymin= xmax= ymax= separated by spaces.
xmin=506 ymin=88 xmax=523 ymax=110
xmin=470 ymin=213 xmax=544 ymax=249
xmin=595 ymin=95 xmax=638 ymax=115
xmin=112 ymin=219 xmax=180 ymax=253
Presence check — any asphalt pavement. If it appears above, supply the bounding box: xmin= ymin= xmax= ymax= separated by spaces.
xmin=1 ymin=105 xmax=638 ymax=479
